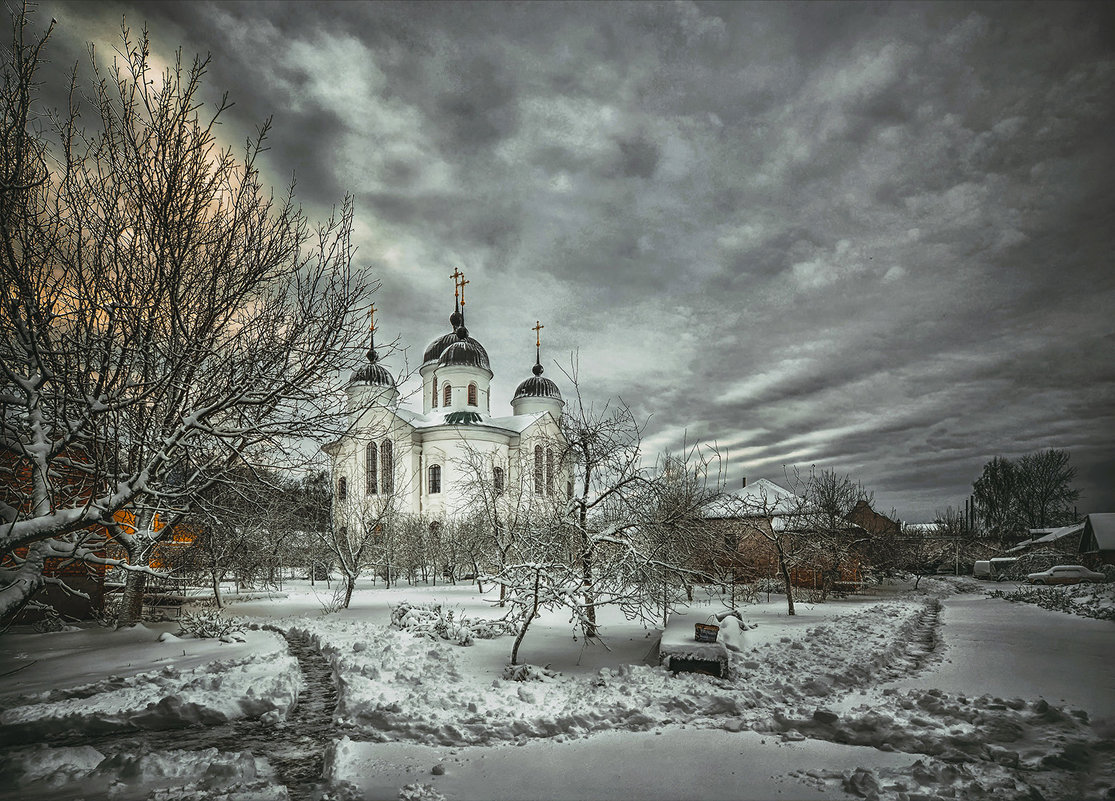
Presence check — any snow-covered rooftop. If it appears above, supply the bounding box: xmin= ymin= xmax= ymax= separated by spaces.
xmin=703 ymin=478 xmax=801 ymax=520
xmin=393 ymin=407 xmax=548 ymax=436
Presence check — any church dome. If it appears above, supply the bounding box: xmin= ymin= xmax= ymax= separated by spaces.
xmin=513 ymin=362 xmax=562 ymax=401
xmin=350 ymin=346 xmax=395 ymax=387
xmin=437 ymin=325 xmax=491 ymax=369
xmin=350 ymin=361 xmax=395 ymax=387
xmin=422 ymin=312 xmax=489 ymax=369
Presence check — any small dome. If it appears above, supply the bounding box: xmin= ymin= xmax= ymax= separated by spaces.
xmin=513 ymin=373 xmax=562 ymax=401
xmin=437 ymin=338 xmax=490 ymax=369
xmin=350 ymin=361 xmax=395 ymax=388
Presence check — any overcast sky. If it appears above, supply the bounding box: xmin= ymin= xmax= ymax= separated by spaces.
xmin=36 ymin=1 xmax=1114 ymax=521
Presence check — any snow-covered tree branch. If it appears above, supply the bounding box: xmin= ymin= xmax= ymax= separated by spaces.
xmin=0 ymin=9 xmax=374 ymax=623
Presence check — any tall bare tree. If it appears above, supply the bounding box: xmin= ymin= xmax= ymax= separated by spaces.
xmin=1016 ymin=449 xmax=1080 ymax=529
xmin=0 ymin=11 xmax=372 ymax=623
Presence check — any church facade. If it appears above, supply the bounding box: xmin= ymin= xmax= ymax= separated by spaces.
xmin=324 ymin=276 xmax=569 ymax=535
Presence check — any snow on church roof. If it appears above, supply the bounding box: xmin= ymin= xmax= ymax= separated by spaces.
xmin=394 ymin=407 xmax=550 ymax=436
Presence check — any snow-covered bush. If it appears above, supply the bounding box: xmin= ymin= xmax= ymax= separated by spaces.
xmin=987 ymin=584 xmax=1115 ymax=621
xmin=754 ymin=577 xmax=784 ymax=594
xmin=178 ymin=609 xmax=246 ymax=639
xmin=389 ymin=602 xmax=516 ymax=646
xmin=502 ymin=663 xmax=560 ymax=682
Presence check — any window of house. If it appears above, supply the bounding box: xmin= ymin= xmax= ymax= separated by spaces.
xmin=381 ymin=439 xmax=394 ymax=494
xmin=428 ymin=464 xmax=442 ymax=494
xmin=468 ymin=383 xmax=478 ymax=406
xmin=534 ymin=445 xmax=544 ymax=495
xmin=493 ymin=466 xmax=505 ymax=496
xmin=443 ymin=382 xmax=452 ymax=407
xmin=337 ymin=476 xmax=347 ymax=502
xmin=432 ymin=377 xmax=438 ymax=408
xmin=546 ymin=448 xmax=554 ymax=496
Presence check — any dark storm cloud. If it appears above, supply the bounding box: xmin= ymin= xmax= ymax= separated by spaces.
xmin=35 ymin=0 xmax=1115 ymax=520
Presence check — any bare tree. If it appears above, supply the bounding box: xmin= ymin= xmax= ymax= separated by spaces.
xmin=0 ymin=12 xmax=372 ymax=623
xmin=785 ymin=468 xmax=871 ymax=601
xmin=558 ymin=357 xmax=649 ymax=638
xmin=1016 ymin=449 xmax=1080 ymax=529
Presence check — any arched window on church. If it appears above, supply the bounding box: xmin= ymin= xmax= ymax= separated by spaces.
xmin=546 ymin=448 xmax=554 ymax=496
xmin=443 ymin=382 xmax=452 ymax=407
xmin=380 ymin=439 xmax=394 ymax=494
xmin=534 ymin=445 xmax=544 ymax=496
xmin=493 ymin=466 xmax=505 ymax=496
xmin=432 ymin=377 xmax=438 ymax=408
xmin=365 ymin=442 xmax=378 ymax=495
xmin=428 ymin=464 xmax=442 ymax=494
xmin=467 ymin=383 xmax=478 ymax=406
xmin=337 ymin=476 xmax=347 ymax=502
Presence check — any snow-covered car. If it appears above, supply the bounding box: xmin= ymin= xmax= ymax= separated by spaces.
xmin=1025 ymin=565 xmax=1105 ymax=585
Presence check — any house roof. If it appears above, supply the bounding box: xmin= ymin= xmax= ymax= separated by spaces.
xmin=1007 ymin=522 xmax=1085 ymax=554
xmin=1085 ymin=513 xmax=1115 ymax=551
xmin=703 ymin=478 xmax=800 ymax=520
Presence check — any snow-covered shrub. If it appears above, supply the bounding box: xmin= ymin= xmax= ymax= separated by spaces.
xmin=754 ymin=577 xmax=784 ymax=594
xmin=389 ymin=602 xmax=516 ymax=646
xmin=502 ymin=663 xmax=560 ymax=682
xmin=178 ymin=609 xmax=245 ymax=638
xmin=729 ymin=583 xmax=759 ymax=603
xmin=987 ymin=585 xmax=1115 ymax=621
xmin=398 ymin=783 xmax=446 ymax=801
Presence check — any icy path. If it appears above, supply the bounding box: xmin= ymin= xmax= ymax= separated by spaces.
xmin=884 ymin=592 xmax=1115 ymax=718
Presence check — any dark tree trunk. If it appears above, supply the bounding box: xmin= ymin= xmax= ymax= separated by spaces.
xmin=578 ymin=500 xmax=597 ymax=638
xmin=776 ymin=542 xmax=796 ymax=616
xmin=511 ymin=567 xmax=541 ymax=665
xmin=118 ymin=566 xmax=148 ymax=627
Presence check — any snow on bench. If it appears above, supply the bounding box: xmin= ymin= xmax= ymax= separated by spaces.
xmin=658 ymin=610 xmax=732 ymax=678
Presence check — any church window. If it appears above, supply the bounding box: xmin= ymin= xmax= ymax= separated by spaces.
xmin=337 ymin=476 xmax=347 ymax=502
xmin=546 ymin=448 xmax=554 ymax=496
xmin=365 ymin=442 xmax=378 ymax=495
xmin=432 ymin=377 xmax=438 ymax=408
xmin=443 ymin=382 xmax=452 ymax=407
xmin=493 ymin=466 xmax=505 ymax=495
xmin=468 ymin=383 xmax=478 ymax=406
xmin=567 ymin=480 xmax=574 ymax=501
xmin=428 ymin=464 xmax=442 ymax=494
xmin=381 ymin=439 xmax=394 ymax=494
xmin=534 ymin=445 xmax=544 ymax=495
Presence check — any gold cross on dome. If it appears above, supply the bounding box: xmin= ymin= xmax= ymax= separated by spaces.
xmin=368 ymin=304 xmax=377 ymax=333
xmin=533 ymin=320 xmax=544 ymax=348
xmin=458 ymin=275 xmax=470 ymax=307
xmin=450 ymin=268 xmax=463 ymax=305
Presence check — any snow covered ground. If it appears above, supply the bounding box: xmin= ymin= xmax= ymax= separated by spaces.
xmin=1 ymin=577 xmax=1112 ymax=800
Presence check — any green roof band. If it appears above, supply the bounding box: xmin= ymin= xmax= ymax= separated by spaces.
xmin=445 ymin=411 xmax=484 ymax=426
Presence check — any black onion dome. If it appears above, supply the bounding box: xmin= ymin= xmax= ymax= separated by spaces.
xmin=422 ymin=331 xmax=460 ymax=365
xmin=437 ymin=338 xmax=490 ymax=369
xmin=351 ymin=362 xmax=395 ymax=387
xmin=513 ymin=366 xmax=562 ymax=401
xmin=422 ymin=312 xmax=490 ymax=368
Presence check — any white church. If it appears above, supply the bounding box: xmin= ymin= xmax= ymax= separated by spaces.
xmin=324 ymin=272 xmax=569 ymax=533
